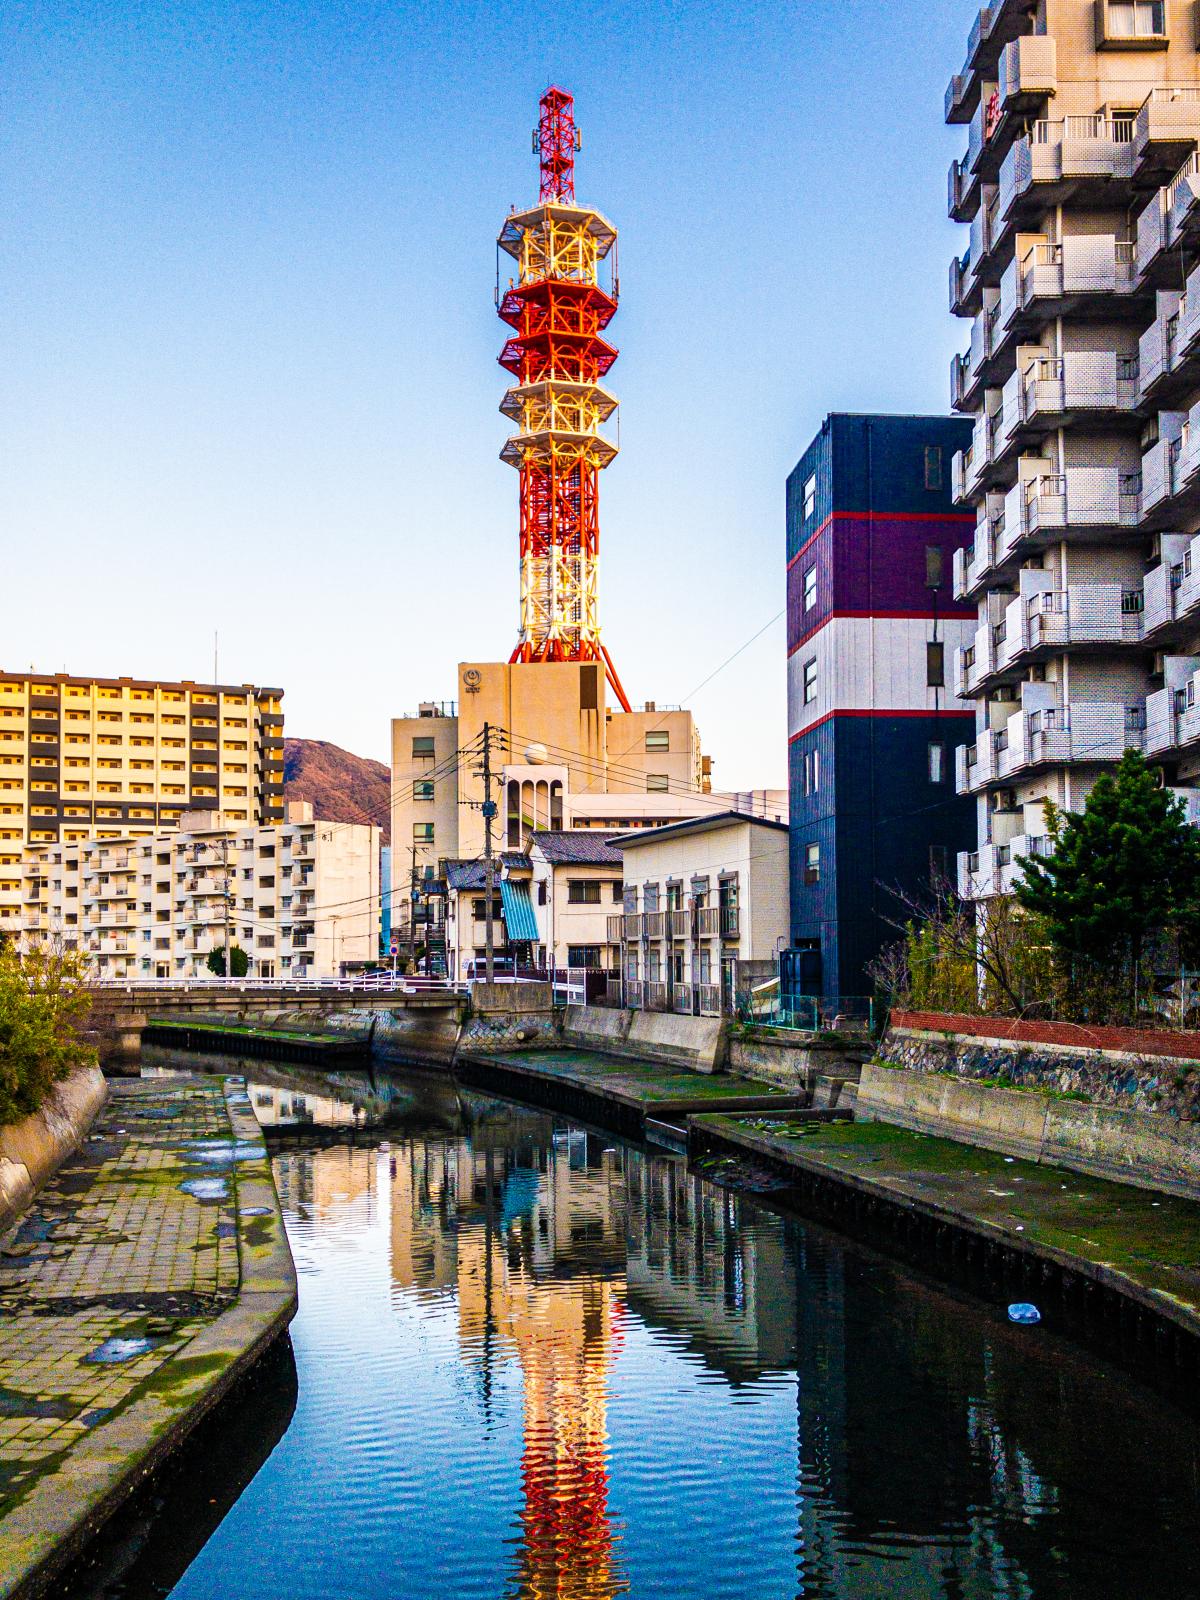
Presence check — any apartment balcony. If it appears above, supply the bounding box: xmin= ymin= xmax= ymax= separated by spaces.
xmin=1136 ymin=154 xmax=1200 ymax=285
xmin=643 ymin=910 xmax=666 ymax=938
xmin=1019 ymin=353 xmax=1139 ymax=431
xmin=997 ymin=35 xmax=1055 ymax=118
xmin=668 ymin=909 xmax=690 ymax=938
xmin=946 ymin=72 xmax=973 ymax=126
xmin=952 ymin=506 xmax=1003 ymax=602
xmin=997 ymin=118 xmax=1135 ymax=236
xmin=606 ymin=913 xmax=624 ymax=942
xmin=1146 ymin=671 xmax=1200 ymax=757
xmin=697 ymin=906 xmax=720 ymax=937
xmin=1144 ymin=541 xmax=1200 ymax=639
xmin=957 ymin=703 xmax=1145 ymax=793
xmin=1140 ymin=420 xmax=1200 ymax=528
xmin=1133 ymin=88 xmax=1200 ymax=183
xmin=1014 ymin=469 xmax=1142 ymax=547
xmin=958 ymin=834 xmax=1051 ymax=900
xmin=1017 ymin=237 xmax=1139 ymax=315
xmin=949 ymin=155 xmax=979 ymax=223
xmin=622 ymin=912 xmax=641 ymax=939
xmin=949 ymin=248 xmax=974 ymax=316
xmin=946 ymin=2 xmax=1042 ymax=126
xmin=987 ymin=584 xmax=1145 ymax=682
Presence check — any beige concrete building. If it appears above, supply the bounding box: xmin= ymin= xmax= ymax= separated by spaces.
xmin=390 ymin=661 xmax=710 ymax=874
xmin=390 ymin=662 xmax=787 ymax=884
xmin=528 ymin=831 xmax=624 ymax=971
xmin=20 ymin=803 xmax=377 ymax=981
xmin=610 ymin=813 xmax=790 ymax=1016
xmin=946 ymin=0 xmax=1200 ymax=898
xmin=0 ymin=673 xmax=284 ymax=938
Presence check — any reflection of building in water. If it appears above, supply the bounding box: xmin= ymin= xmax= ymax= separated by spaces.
xmin=623 ymin=1151 xmax=797 ymax=1382
xmin=273 ymin=1142 xmax=377 ymax=1224
xmin=249 ymin=1083 xmax=364 ymax=1131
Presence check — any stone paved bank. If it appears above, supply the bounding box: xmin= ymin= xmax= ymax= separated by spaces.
xmin=0 ymin=1075 xmax=296 ymax=1600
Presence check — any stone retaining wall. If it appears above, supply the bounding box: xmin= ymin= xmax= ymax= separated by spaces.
xmin=882 ymin=1011 xmax=1200 ymax=1119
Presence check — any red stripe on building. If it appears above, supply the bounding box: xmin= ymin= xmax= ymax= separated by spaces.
xmin=789 ymin=708 xmax=974 ymax=742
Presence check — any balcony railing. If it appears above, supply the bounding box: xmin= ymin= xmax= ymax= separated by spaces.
xmin=697 ymin=906 xmax=720 ymax=937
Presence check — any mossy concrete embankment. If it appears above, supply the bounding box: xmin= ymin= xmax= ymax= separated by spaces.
xmin=871 ymin=1011 xmax=1200 ymax=1197
xmin=0 ymin=1075 xmax=296 ymax=1600
xmin=688 ymin=1112 xmax=1200 ymax=1372
xmin=0 ymin=1066 xmax=107 ymax=1232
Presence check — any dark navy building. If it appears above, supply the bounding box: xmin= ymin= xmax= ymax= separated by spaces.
xmin=785 ymin=414 xmax=976 ymax=1002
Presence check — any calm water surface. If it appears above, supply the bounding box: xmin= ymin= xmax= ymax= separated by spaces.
xmin=81 ymin=1064 xmax=1200 ymax=1599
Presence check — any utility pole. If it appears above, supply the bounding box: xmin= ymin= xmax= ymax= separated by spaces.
xmin=482 ymin=721 xmax=497 ymax=984
xmin=219 ymin=835 xmax=232 ymax=980
xmin=407 ymin=842 xmax=419 ymax=977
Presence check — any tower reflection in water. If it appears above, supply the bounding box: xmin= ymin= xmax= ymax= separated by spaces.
xmin=265 ymin=1082 xmax=1200 ymax=1600
xmin=385 ymin=1105 xmax=797 ymax=1600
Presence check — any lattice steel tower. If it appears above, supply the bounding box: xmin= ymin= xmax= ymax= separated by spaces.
xmin=497 ymin=86 xmax=630 ymax=712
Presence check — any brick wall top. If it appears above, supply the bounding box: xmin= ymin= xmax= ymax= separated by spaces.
xmin=891 ymin=1010 xmax=1200 ymax=1063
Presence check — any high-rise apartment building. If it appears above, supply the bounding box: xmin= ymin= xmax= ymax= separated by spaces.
xmin=787 ymin=414 xmax=977 ymax=1000
xmin=20 ymin=804 xmax=377 ymax=981
xmin=0 ymin=674 xmax=284 ymax=937
xmin=946 ymin=0 xmax=1200 ymax=899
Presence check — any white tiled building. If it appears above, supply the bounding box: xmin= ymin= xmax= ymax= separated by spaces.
xmin=19 ymin=804 xmax=379 ymax=980
xmin=947 ymin=0 xmax=1200 ymax=898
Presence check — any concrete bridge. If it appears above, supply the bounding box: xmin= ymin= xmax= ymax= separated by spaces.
xmin=87 ymin=977 xmax=476 ymax=1070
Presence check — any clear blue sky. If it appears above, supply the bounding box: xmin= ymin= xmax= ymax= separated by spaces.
xmin=2 ymin=0 xmax=973 ymax=789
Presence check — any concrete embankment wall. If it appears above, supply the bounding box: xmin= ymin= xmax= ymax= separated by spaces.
xmin=729 ymin=1027 xmax=868 ymax=1094
xmin=868 ymin=1012 xmax=1200 ymax=1196
xmin=0 ymin=1067 xmax=107 ymax=1230
xmin=561 ymin=1006 xmax=728 ymax=1074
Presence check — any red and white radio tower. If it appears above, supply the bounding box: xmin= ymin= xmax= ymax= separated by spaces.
xmin=497 ymin=87 xmax=630 ymax=712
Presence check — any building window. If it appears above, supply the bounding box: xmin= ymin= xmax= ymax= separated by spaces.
xmin=414 ymin=780 xmax=434 ymax=802
xmin=926 ymin=642 xmax=945 ymax=688
xmin=612 ymin=882 xmax=623 ymax=902
xmin=803 ymin=748 xmax=820 ymax=795
xmin=646 ymin=774 xmax=669 ymax=793
xmin=803 ymin=566 xmax=817 ymax=612
xmin=645 ymin=730 xmax=670 ymax=751
xmin=924 ymin=446 xmax=943 ymax=491
xmin=412 ymin=736 xmax=435 ymax=761
xmin=804 ymin=843 xmax=820 ymax=884
xmin=803 ymin=474 xmax=817 ymax=521
xmin=925 ymin=545 xmax=943 ymax=589
xmin=803 ymin=659 xmax=818 ymax=704
xmin=1103 ymin=0 xmax=1165 ymax=39
xmin=568 ymin=944 xmax=601 ymax=968
xmin=928 ymin=742 xmax=945 ymax=783
xmin=413 ymin=823 xmax=434 ymax=845
xmin=567 ymin=880 xmax=602 ymax=904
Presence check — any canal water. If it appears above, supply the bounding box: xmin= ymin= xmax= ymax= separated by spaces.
xmin=71 ymin=1062 xmax=1200 ymax=1599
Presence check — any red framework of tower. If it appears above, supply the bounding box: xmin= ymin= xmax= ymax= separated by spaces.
xmin=498 ymin=87 xmax=631 ymax=712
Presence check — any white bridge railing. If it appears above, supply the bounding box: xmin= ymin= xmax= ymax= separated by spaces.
xmin=87 ymin=973 xmax=468 ymax=998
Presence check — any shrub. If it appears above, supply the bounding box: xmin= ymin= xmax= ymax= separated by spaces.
xmin=206 ymin=945 xmax=250 ymax=978
xmin=0 ymin=944 xmax=96 ymax=1126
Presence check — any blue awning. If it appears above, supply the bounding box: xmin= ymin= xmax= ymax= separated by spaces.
xmin=500 ymin=878 xmax=539 ymax=943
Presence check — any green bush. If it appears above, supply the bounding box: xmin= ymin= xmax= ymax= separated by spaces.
xmin=206 ymin=944 xmax=250 ymax=978
xmin=0 ymin=945 xmax=96 ymax=1126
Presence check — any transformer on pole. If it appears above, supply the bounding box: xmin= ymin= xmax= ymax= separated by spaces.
xmin=497 ymin=87 xmax=631 ymax=712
